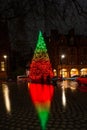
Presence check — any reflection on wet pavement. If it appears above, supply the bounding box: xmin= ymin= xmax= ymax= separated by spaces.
xmin=28 ymin=83 xmax=54 ymax=130
xmin=59 ymin=80 xmax=78 ymax=90
xmin=0 ymin=81 xmax=87 ymax=129
xmin=62 ymin=84 xmax=66 ymax=108
xmin=2 ymin=83 xmax=11 ymax=114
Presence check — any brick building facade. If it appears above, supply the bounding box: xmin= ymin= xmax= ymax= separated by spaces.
xmin=0 ymin=21 xmax=10 ymax=80
xmin=46 ymin=29 xmax=87 ymax=78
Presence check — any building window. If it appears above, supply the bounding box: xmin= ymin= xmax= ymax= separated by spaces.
xmin=70 ymin=47 xmax=76 ymax=55
xmin=1 ymin=61 xmax=5 ymax=71
xmin=81 ymin=68 xmax=87 ymax=75
xmin=70 ymin=68 xmax=79 ymax=77
xmin=69 ymin=37 xmax=74 ymax=46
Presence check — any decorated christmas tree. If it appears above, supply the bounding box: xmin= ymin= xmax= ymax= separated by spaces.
xmin=29 ymin=31 xmax=53 ymax=82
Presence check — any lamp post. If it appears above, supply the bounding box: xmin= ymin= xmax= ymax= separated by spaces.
xmin=60 ymin=54 xmax=65 ymax=78
xmin=3 ymin=55 xmax=7 ymax=60
xmin=3 ymin=55 xmax=7 ymax=79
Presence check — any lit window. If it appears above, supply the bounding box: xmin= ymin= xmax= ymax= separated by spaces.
xmin=1 ymin=61 xmax=5 ymax=71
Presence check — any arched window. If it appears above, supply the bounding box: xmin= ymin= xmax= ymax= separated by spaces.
xmin=1 ymin=61 xmax=5 ymax=71
xmin=60 ymin=69 xmax=67 ymax=78
xmin=70 ymin=68 xmax=79 ymax=77
xmin=80 ymin=68 xmax=87 ymax=76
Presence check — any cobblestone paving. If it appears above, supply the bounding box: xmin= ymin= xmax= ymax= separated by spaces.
xmin=0 ymin=82 xmax=87 ymax=130
xmin=49 ymin=87 xmax=87 ymax=130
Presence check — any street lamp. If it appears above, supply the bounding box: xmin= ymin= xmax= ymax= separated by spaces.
xmin=61 ymin=54 xmax=65 ymax=59
xmin=3 ymin=55 xmax=7 ymax=60
xmin=3 ymin=55 xmax=7 ymax=79
xmin=60 ymin=54 xmax=65 ymax=78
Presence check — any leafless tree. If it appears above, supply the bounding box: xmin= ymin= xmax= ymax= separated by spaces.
xmin=0 ymin=0 xmax=87 ymax=57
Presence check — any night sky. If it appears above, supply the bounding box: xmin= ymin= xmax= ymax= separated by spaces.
xmin=0 ymin=0 xmax=87 ymax=50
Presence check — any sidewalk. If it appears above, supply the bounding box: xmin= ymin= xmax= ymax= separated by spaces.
xmin=0 ymin=82 xmax=87 ymax=129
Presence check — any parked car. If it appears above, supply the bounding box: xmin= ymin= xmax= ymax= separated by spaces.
xmin=64 ymin=75 xmax=80 ymax=81
xmin=76 ymin=75 xmax=87 ymax=88
xmin=17 ymin=75 xmax=30 ymax=83
xmin=52 ymin=76 xmax=63 ymax=86
xmin=70 ymin=75 xmax=80 ymax=81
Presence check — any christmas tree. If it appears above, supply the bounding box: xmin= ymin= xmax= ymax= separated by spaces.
xmin=29 ymin=31 xmax=53 ymax=82
xmin=28 ymin=31 xmax=54 ymax=130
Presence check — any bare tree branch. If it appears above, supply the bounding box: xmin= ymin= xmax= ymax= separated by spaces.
xmin=72 ymin=0 xmax=87 ymax=19
xmin=0 ymin=0 xmax=32 ymax=20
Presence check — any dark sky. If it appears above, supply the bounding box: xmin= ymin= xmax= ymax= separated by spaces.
xmin=0 ymin=0 xmax=87 ymax=50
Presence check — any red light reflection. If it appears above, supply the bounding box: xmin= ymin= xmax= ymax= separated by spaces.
xmin=29 ymin=83 xmax=54 ymax=103
xmin=28 ymin=83 xmax=54 ymax=130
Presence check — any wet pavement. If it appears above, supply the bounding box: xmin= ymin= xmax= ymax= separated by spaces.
xmin=0 ymin=81 xmax=87 ymax=130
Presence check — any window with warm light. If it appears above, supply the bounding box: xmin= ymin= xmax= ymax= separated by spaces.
xmin=81 ymin=68 xmax=87 ymax=75
xmin=1 ymin=61 xmax=5 ymax=71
